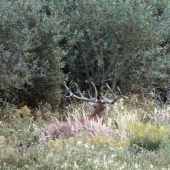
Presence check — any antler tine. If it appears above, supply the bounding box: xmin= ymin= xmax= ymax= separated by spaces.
xmin=88 ymin=90 xmax=93 ymax=99
xmin=64 ymin=81 xmax=74 ymax=98
xmin=75 ymin=83 xmax=84 ymax=98
xmin=91 ymin=82 xmax=98 ymax=100
xmin=64 ymin=81 xmax=98 ymax=102
xmin=104 ymin=89 xmax=108 ymax=98
xmin=117 ymin=86 xmax=128 ymax=98
xmin=101 ymin=84 xmax=127 ymax=103
xmin=106 ymin=83 xmax=115 ymax=97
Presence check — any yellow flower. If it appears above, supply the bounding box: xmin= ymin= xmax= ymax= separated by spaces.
xmin=133 ymin=123 xmax=145 ymax=135
xmin=0 ymin=136 xmax=5 ymax=140
xmin=158 ymin=126 xmax=168 ymax=139
xmin=117 ymin=143 xmax=122 ymax=148
xmin=138 ymin=133 xmax=144 ymax=137
xmin=69 ymin=137 xmax=75 ymax=144
xmin=146 ymin=125 xmax=157 ymax=136
xmin=21 ymin=105 xmax=31 ymax=117
xmin=134 ymin=144 xmax=138 ymax=147
xmin=147 ymin=108 xmax=151 ymax=110
xmin=146 ymin=100 xmax=149 ymax=102
xmin=124 ymin=141 xmax=128 ymax=144
xmin=138 ymin=109 xmax=144 ymax=114
xmin=127 ymin=124 xmax=133 ymax=131
xmin=93 ymin=135 xmax=104 ymax=143
xmin=108 ymin=139 xmax=114 ymax=146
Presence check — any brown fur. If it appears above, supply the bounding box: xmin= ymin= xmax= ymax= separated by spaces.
xmin=43 ymin=102 xmax=108 ymax=139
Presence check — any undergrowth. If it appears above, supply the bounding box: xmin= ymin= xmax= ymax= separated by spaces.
xmin=0 ymin=97 xmax=170 ymax=169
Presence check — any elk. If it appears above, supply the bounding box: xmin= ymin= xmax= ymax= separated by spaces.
xmin=43 ymin=82 xmax=127 ymax=139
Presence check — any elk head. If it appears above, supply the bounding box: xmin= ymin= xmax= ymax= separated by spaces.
xmin=43 ymin=82 xmax=127 ymax=139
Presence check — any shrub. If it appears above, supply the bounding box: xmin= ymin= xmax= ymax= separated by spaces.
xmin=0 ymin=0 xmax=66 ymax=110
xmin=129 ymin=123 xmax=168 ymax=151
xmin=58 ymin=0 xmax=170 ymax=95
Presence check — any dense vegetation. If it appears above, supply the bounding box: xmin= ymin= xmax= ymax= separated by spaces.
xmin=1 ymin=0 xmax=170 ymax=169
xmin=1 ymin=98 xmax=170 ymax=169
xmin=1 ymin=0 xmax=170 ymax=110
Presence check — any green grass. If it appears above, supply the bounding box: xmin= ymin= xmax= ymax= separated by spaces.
xmin=0 ymin=98 xmax=170 ymax=169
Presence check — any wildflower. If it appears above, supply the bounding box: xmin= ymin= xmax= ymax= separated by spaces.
xmin=147 ymin=108 xmax=151 ymax=110
xmin=77 ymin=141 xmax=82 ymax=145
xmin=146 ymin=125 xmax=157 ymax=136
xmin=150 ymin=164 xmax=154 ymax=168
xmin=146 ymin=100 xmax=149 ymax=102
xmin=108 ymin=139 xmax=114 ymax=146
xmin=134 ymin=144 xmax=138 ymax=147
xmin=158 ymin=126 xmax=168 ymax=139
xmin=93 ymin=135 xmax=104 ymax=143
xmin=24 ymin=165 xmax=29 ymax=168
xmin=84 ymin=144 xmax=89 ymax=148
xmin=21 ymin=105 xmax=31 ymax=117
xmin=69 ymin=137 xmax=75 ymax=144
xmin=0 ymin=136 xmax=5 ymax=140
xmin=138 ymin=133 xmax=144 ymax=137
xmin=117 ymin=143 xmax=122 ymax=148
xmin=127 ymin=124 xmax=133 ymax=131
xmin=134 ymin=123 xmax=145 ymax=135
xmin=139 ymin=110 xmax=144 ymax=114
xmin=110 ymin=147 xmax=115 ymax=151
xmin=111 ymin=154 xmax=116 ymax=158
xmin=124 ymin=141 xmax=128 ymax=144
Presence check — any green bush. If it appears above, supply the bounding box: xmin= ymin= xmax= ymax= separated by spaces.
xmin=129 ymin=123 xmax=168 ymax=151
xmin=57 ymin=0 xmax=170 ymax=94
xmin=0 ymin=0 xmax=66 ymax=110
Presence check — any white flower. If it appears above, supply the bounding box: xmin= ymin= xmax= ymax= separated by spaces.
xmin=111 ymin=154 xmax=117 ymax=158
xmin=135 ymin=164 xmax=138 ymax=168
xmin=94 ymin=159 xmax=99 ymax=164
xmin=150 ymin=164 xmax=154 ymax=168
xmin=84 ymin=144 xmax=89 ymax=148
xmin=77 ymin=141 xmax=82 ymax=145
xmin=110 ymin=147 xmax=115 ymax=151
xmin=24 ymin=165 xmax=29 ymax=168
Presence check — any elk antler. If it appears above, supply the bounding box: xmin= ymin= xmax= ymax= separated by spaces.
xmin=101 ymin=83 xmax=128 ymax=104
xmin=64 ymin=82 xmax=98 ymax=102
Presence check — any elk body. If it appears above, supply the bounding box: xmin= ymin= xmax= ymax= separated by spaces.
xmin=43 ymin=82 xmax=127 ymax=139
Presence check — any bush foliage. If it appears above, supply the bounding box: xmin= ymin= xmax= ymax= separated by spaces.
xmin=1 ymin=0 xmax=170 ymax=107
xmin=0 ymin=0 xmax=65 ymax=110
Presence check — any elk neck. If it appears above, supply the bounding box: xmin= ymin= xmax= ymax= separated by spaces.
xmin=87 ymin=105 xmax=106 ymax=123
